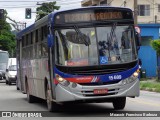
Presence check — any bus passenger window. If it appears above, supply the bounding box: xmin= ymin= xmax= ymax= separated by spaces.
xmin=38 ymin=44 xmax=41 ymax=57
xmin=41 ymin=42 xmax=48 ymax=57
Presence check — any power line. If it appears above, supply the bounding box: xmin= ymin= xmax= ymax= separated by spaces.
xmin=0 ymin=0 xmax=56 ymax=3
xmin=0 ymin=0 xmax=80 ymax=2
xmin=107 ymin=0 xmax=114 ymax=6
xmin=0 ymin=6 xmax=36 ymax=8
xmin=145 ymin=0 xmax=156 ymax=5
xmin=0 ymin=0 xmax=51 ymax=2
xmin=120 ymin=0 xmax=128 ymax=7
xmin=0 ymin=1 xmax=81 ymax=8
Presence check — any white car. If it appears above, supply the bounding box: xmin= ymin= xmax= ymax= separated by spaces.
xmin=5 ymin=65 xmax=17 ymax=85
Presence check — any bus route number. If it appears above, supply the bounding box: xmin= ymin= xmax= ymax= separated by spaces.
xmin=109 ymin=75 xmax=122 ymax=80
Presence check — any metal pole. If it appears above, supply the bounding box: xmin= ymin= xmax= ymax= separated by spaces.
xmin=24 ymin=22 xmax=27 ymax=28
xmin=134 ymin=0 xmax=138 ymax=26
xmin=124 ymin=0 xmax=126 ymax=7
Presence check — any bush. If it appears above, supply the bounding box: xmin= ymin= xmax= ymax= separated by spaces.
xmin=151 ymin=40 xmax=160 ymax=55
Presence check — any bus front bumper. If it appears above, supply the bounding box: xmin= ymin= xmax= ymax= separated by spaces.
xmin=55 ymin=78 xmax=139 ymax=103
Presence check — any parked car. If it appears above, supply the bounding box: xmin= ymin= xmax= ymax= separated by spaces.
xmin=6 ymin=65 xmax=17 ymax=85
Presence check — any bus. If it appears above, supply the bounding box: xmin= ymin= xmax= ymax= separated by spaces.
xmin=0 ymin=50 xmax=9 ymax=80
xmin=16 ymin=6 xmax=141 ymax=112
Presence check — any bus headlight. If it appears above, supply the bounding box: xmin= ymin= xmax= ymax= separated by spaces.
xmin=55 ymin=74 xmax=70 ymax=86
xmin=130 ymin=70 xmax=139 ymax=81
xmin=122 ymin=79 xmax=128 ymax=85
xmin=122 ymin=70 xmax=139 ymax=85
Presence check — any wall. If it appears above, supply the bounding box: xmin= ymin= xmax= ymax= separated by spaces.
xmin=138 ymin=24 xmax=160 ymax=77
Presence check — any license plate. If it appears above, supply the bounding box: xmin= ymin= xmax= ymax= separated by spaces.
xmin=93 ymin=89 xmax=108 ymax=94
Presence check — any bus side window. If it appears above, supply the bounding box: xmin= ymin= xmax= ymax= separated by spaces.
xmin=41 ymin=42 xmax=48 ymax=57
xmin=38 ymin=43 xmax=41 ymax=57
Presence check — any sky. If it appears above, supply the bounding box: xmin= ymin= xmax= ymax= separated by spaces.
xmin=0 ymin=0 xmax=82 ymax=29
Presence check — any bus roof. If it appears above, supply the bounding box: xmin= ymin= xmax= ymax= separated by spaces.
xmin=0 ymin=50 xmax=8 ymax=53
xmin=16 ymin=6 xmax=133 ymax=39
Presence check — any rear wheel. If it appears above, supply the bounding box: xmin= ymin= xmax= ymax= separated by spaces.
xmin=112 ymin=97 xmax=126 ymax=110
xmin=16 ymin=86 xmax=20 ymax=90
xmin=16 ymin=77 xmax=19 ymax=90
xmin=8 ymin=79 xmax=11 ymax=85
xmin=26 ymin=81 xmax=36 ymax=103
xmin=46 ymin=84 xmax=59 ymax=112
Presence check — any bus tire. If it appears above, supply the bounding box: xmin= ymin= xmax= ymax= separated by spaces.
xmin=17 ymin=86 xmax=20 ymax=90
xmin=26 ymin=81 xmax=35 ymax=103
xmin=46 ymin=83 xmax=59 ymax=112
xmin=8 ymin=79 xmax=11 ymax=85
xmin=112 ymin=97 xmax=126 ymax=110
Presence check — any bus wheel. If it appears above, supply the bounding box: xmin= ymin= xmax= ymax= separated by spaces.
xmin=16 ymin=86 xmax=20 ymax=90
xmin=46 ymin=84 xmax=59 ymax=112
xmin=8 ymin=80 xmax=11 ymax=85
xmin=112 ymin=97 xmax=126 ymax=110
xmin=26 ymin=82 xmax=35 ymax=103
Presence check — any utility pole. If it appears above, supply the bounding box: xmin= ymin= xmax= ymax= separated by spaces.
xmin=0 ymin=9 xmax=4 ymax=20
xmin=134 ymin=0 xmax=138 ymax=26
xmin=124 ymin=0 xmax=126 ymax=7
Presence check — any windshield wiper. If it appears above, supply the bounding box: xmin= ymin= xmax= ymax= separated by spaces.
xmin=110 ymin=23 xmax=117 ymax=40
xmin=107 ymin=23 xmax=118 ymax=57
xmin=74 ymin=25 xmax=90 ymax=46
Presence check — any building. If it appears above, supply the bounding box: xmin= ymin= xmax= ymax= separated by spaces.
xmin=81 ymin=0 xmax=160 ymax=77
xmin=81 ymin=0 xmax=160 ymax=24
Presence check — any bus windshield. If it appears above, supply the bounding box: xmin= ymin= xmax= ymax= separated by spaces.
xmin=0 ymin=52 xmax=9 ymax=63
xmin=55 ymin=25 xmax=137 ymax=66
xmin=9 ymin=65 xmax=17 ymax=71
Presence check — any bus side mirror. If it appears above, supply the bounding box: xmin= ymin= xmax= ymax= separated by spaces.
xmin=6 ymin=69 xmax=9 ymax=72
xmin=47 ymin=34 xmax=54 ymax=47
xmin=135 ymin=32 xmax=141 ymax=50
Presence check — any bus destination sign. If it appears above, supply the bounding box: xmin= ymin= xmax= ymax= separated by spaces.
xmin=64 ymin=12 xmax=122 ymax=22
xmin=55 ymin=9 xmax=132 ymax=24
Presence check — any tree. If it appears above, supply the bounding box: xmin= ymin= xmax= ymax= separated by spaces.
xmin=0 ymin=10 xmax=16 ymax=57
xmin=151 ymin=40 xmax=160 ymax=55
xmin=36 ymin=1 xmax=60 ymax=21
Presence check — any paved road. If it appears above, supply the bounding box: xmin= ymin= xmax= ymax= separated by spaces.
xmin=0 ymin=80 xmax=160 ymax=119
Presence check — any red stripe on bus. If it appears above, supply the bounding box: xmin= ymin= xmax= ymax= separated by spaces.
xmin=54 ymin=79 xmax=59 ymax=84
xmin=65 ymin=76 xmax=94 ymax=83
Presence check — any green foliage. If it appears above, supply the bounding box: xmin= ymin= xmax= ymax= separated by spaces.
xmin=36 ymin=1 xmax=60 ymax=21
xmin=0 ymin=10 xmax=16 ymax=57
xmin=151 ymin=40 xmax=160 ymax=55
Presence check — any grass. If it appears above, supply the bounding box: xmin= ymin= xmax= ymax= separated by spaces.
xmin=140 ymin=80 xmax=160 ymax=92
